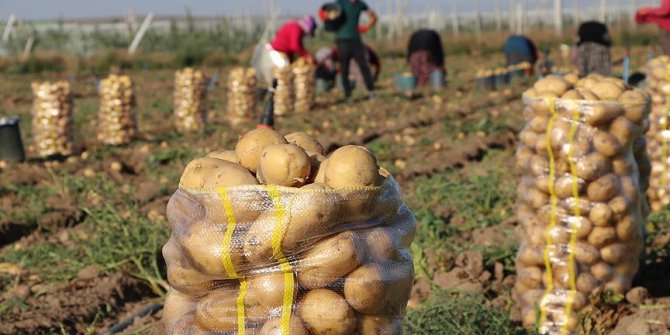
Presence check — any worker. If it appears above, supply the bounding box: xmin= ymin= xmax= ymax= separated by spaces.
xmin=331 ymin=0 xmax=378 ymax=100
xmin=636 ymin=1 xmax=670 ymax=55
xmin=574 ymin=21 xmax=612 ymax=77
xmin=406 ymin=29 xmax=446 ymax=87
xmin=502 ymin=34 xmax=539 ymax=75
xmin=315 ymin=45 xmax=381 ymax=90
xmin=256 ymin=16 xmax=317 ymax=86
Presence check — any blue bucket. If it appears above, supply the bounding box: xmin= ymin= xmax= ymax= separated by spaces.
xmin=493 ymin=73 xmax=509 ymax=89
xmin=395 ymin=73 xmax=416 ymax=94
xmin=430 ymin=70 xmax=445 ymax=89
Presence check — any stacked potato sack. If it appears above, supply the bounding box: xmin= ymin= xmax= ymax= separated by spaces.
xmin=645 ymin=56 xmax=670 ymax=211
xmin=97 ymin=74 xmax=137 ymax=145
xmin=515 ymin=74 xmax=650 ymax=334
xmin=31 ymin=81 xmax=75 ymax=157
xmin=227 ymin=67 xmax=257 ymax=119
xmin=174 ymin=68 xmax=208 ymax=133
xmin=272 ymin=66 xmax=294 ymax=116
xmin=163 ymin=129 xmax=416 ymax=335
xmin=292 ymin=59 xmax=315 ymax=113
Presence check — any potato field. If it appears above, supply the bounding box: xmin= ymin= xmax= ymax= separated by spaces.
xmin=1 ymin=44 xmax=670 ymax=335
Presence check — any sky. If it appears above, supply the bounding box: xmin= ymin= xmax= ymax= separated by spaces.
xmin=0 ymin=0 xmax=660 ymax=21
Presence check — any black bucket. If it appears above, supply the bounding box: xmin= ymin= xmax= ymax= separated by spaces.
xmin=0 ymin=116 xmax=26 ymax=163
xmin=321 ymin=3 xmax=344 ymax=32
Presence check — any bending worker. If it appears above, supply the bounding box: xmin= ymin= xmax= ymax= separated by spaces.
xmin=257 ymin=16 xmax=317 ymax=86
xmin=636 ymin=0 xmax=670 ymax=55
xmin=407 ymin=29 xmax=446 ymax=87
xmin=503 ymin=34 xmax=539 ymax=75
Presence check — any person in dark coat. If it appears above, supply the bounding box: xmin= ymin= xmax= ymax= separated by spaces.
xmin=407 ymin=29 xmax=446 ymax=86
xmin=575 ymin=21 xmax=612 ymax=77
xmin=503 ymin=34 xmax=539 ymax=74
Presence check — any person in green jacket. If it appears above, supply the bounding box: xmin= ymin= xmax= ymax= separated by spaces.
xmin=335 ymin=0 xmax=378 ymax=100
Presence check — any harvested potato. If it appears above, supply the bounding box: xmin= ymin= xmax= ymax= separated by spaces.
xmin=533 ymin=76 xmax=571 ymax=95
xmin=236 ymin=128 xmax=287 ymax=172
xmin=257 ymin=144 xmax=312 ymax=187
xmin=357 ymin=315 xmax=402 ymax=335
xmin=260 ymin=317 xmax=309 ymax=335
xmin=196 ymin=287 xmax=265 ymax=331
xmin=313 ymin=157 xmax=329 ymax=183
xmin=163 ymin=289 xmax=196 ymax=333
xmin=297 ymin=231 xmax=364 ymax=289
xmin=297 ymin=289 xmax=357 ymax=335
xmin=343 ymin=261 xmax=413 ymax=315
xmin=180 ymin=158 xmax=258 ymax=189
xmin=245 ymin=272 xmax=293 ymax=315
xmin=591 ymin=81 xmax=624 ymax=101
xmin=206 ymin=149 xmax=239 ymax=163
xmin=285 ymin=132 xmax=325 ymax=155
xmin=325 ymin=145 xmax=382 ymax=188
xmin=164 ymin=238 xmax=217 ymax=294
xmin=179 ymin=221 xmax=246 ymax=277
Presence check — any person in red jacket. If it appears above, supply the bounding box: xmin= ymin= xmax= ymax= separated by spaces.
xmin=637 ymin=0 xmax=670 ymax=55
xmin=256 ymin=16 xmax=317 ymax=85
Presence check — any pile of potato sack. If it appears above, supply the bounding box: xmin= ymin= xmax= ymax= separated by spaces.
xmin=292 ymin=59 xmax=315 ymax=114
xmin=272 ymin=66 xmax=294 ymax=116
xmin=97 ymin=74 xmax=137 ymax=145
xmin=30 ymin=81 xmax=75 ymax=158
xmin=174 ymin=68 xmax=209 ymax=133
xmin=516 ymin=74 xmax=651 ymax=334
xmin=163 ymin=128 xmax=416 ymax=335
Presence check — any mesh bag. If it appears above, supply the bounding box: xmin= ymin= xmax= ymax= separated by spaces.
xmin=645 ymin=56 xmax=670 ymax=211
xmin=272 ymin=65 xmax=294 ymax=117
xmin=30 ymin=81 xmax=75 ymax=158
xmin=292 ymin=59 xmax=315 ymax=114
xmin=515 ymin=75 xmax=650 ymax=334
xmin=174 ymin=68 xmax=209 ymax=133
xmin=163 ymin=173 xmax=416 ymax=335
xmin=97 ymin=74 xmax=137 ymax=145
xmin=227 ymin=67 xmax=258 ymax=120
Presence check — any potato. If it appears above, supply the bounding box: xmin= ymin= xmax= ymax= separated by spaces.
xmin=257 ymin=144 xmax=311 ymax=187
xmin=518 ymin=266 xmax=543 ymax=288
xmin=343 ymin=261 xmax=413 ymax=315
xmin=575 ymin=152 xmax=611 ymax=180
xmin=297 ymin=231 xmax=364 ymax=289
xmin=313 ymin=157 xmax=329 ymax=183
xmin=297 ymin=289 xmax=357 ymax=335
xmin=615 ymin=215 xmax=640 ymax=241
xmin=593 ymin=131 xmax=622 ymax=157
xmin=520 ymin=129 xmax=539 ymax=147
xmin=245 ymin=272 xmax=293 ymax=315
xmin=609 ymin=116 xmax=640 ymax=146
xmin=285 ymin=132 xmax=324 ymax=155
xmin=530 ymin=115 xmax=549 ymax=133
xmin=561 ymin=197 xmax=592 ymax=216
xmin=236 ymin=128 xmax=288 ymax=172
xmin=244 ymin=183 xmax=341 ymax=264
xmin=591 ymin=262 xmax=614 ymax=281
xmin=307 ymin=153 xmax=327 ymax=183
xmin=562 ymin=89 xmax=584 ymax=100
xmin=206 ymin=149 xmax=239 ymax=163
xmin=180 ymin=158 xmax=258 ymax=189
xmin=172 ymin=313 xmax=211 ymax=335
xmin=618 ymin=90 xmax=649 ymax=123
xmin=567 ymin=216 xmax=593 ymax=239
xmin=196 ymin=286 xmax=265 ymax=331
xmin=521 ymin=309 xmax=538 ymax=328
xmin=600 ymin=243 xmax=626 ymax=264
xmin=612 ymin=157 xmax=634 ymax=175
xmin=164 ymin=238 xmax=217 ymax=294
xmin=533 ymin=76 xmax=571 ymax=95
xmin=361 ymin=227 xmax=401 ymax=262
xmin=587 ymin=174 xmax=620 ymax=202
xmin=260 ymin=317 xmax=309 ymax=335
xmin=536 ymin=91 xmax=561 ymax=98
xmin=576 ymin=272 xmax=599 ymax=293
xmin=605 ymin=274 xmax=631 ymax=294
xmin=591 ymin=81 xmax=624 ymax=101
xmin=555 ymin=175 xmax=585 ymax=199
xmin=586 ymin=104 xmax=624 ymax=126
xmin=179 ymin=221 xmax=246 ymax=277
xmin=564 ymin=73 xmax=579 ymax=85
xmin=609 ymin=197 xmax=631 ymax=218
xmin=589 ymin=202 xmax=613 ymax=226
xmin=578 ymin=89 xmax=600 ymax=100
xmin=357 ymin=315 xmax=402 ymax=335
xmin=163 ymin=289 xmax=197 ymax=333
xmin=325 ymin=145 xmax=382 ymax=188
xmin=574 ymin=242 xmax=600 ymax=265
xmin=587 ymin=227 xmax=617 ymax=247
xmin=518 ymin=245 xmax=544 ymax=266
xmin=530 ymin=155 xmax=549 ymax=176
